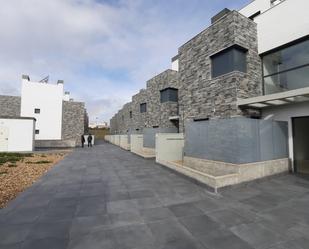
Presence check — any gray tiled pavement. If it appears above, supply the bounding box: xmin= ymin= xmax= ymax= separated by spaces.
xmin=1 ymin=142 xmax=309 ymax=249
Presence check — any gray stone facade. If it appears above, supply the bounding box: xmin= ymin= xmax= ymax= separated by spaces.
xmin=131 ymin=89 xmax=148 ymax=132
xmin=145 ymin=69 xmax=179 ymax=129
xmin=0 ymin=95 xmax=21 ymax=117
xmin=62 ymin=101 xmax=86 ymax=146
xmin=178 ymin=11 xmax=262 ymax=131
xmin=109 ymin=10 xmax=262 ymax=134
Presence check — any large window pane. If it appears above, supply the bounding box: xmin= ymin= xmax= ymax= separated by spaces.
xmin=264 ymin=65 xmax=309 ymax=94
xmin=160 ymin=88 xmax=178 ymax=103
xmin=140 ymin=103 xmax=147 ymax=113
xmin=211 ymin=45 xmax=247 ymax=78
xmin=263 ymin=39 xmax=309 ymax=76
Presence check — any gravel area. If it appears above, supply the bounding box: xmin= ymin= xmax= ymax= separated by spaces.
xmin=0 ymin=152 xmax=69 ymax=208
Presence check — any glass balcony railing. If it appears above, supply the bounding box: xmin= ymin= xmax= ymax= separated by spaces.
xmin=264 ymin=65 xmax=309 ymax=95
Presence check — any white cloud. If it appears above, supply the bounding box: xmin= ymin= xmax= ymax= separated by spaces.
xmin=0 ymin=0 xmax=250 ymax=123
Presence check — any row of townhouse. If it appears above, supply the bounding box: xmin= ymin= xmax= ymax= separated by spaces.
xmin=108 ymin=0 xmax=309 ymax=190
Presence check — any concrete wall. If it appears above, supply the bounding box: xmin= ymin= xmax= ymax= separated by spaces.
xmin=178 ymin=11 xmax=262 ymax=129
xmin=0 ymin=96 xmax=21 ymax=117
xmin=143 ymin=127 xmax=178 ymax=148
xmin=239 ymin=0 xmax=273 ymax=17
xmin=155 ymin=133 xmax=184 ymax=163
xmin=62 ymin=101 xmax=86 ymax=146
xmin=119 ymin=135 xmax=130 ymax=150
xmin=241 ymin=0 xmax=309 ymax=54
xmin=184 ymin=117 xmax=289 ymax=164
xmin=130 ymin=134 xmax=143 ymax=154
xmin=0 ymin=118 xmax=35 ymax=152
xmin=262 ymin=101 xmax=309 ymax=170
xmin=21 ymin=79 xmax=63 ymax=140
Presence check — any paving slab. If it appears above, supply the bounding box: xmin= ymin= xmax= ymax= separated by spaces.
xmin=0 ymin=141 xmax=308 ymax=249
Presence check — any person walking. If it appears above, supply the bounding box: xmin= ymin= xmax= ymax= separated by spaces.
xmin=81 ymin=135 xmax=85 ymax=148
xmin=87 ymin=134 xmax=93 ymax=147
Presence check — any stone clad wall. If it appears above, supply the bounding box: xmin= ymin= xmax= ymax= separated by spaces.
xmin=109 ymin=11 xmax=262 ymax=134
xmin=0 ymin=95 xmax=21 ymax=117
xmin=62 ymin=101 xmax=85 ymax=145
xmin=178 ymin=11 xmax=262 ymax=129
xmin=146 ymin=69 xmax=179 ymax=129
xmin=120 ymin=102 xmax=133 ymax=134
xmin=131 ymin=89 xmax=148 ymax=132
xmin=110 ymin=115 xmax=118 ymax=134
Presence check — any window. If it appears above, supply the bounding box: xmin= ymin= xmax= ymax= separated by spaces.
xmin=140 ymin=103 xmax=147 ymax=113
xmin=263 ymin=38 xmax=309 ymax=94
xmin=34 ymin=108 xmax=40 ymax=114
xmin=122 ymin=115 xmax=124 ymax=121
xmin=271 ymin=0 xmax=282 ymax=6
xmin=129 ymin=111 xmax=132 ymax=118
xmin=248 ymin=11 xmax=261 ymax=20
xmin=35 ymin=130 xmax=40 ymax=134
xmin=160 ymin=88 xmax=178 ymax=103
xmin=211 ymin=45 xmax=247 ymax=78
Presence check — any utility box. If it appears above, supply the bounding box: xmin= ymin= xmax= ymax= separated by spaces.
xmin=0 ymin=117 xmax=35 ymax=152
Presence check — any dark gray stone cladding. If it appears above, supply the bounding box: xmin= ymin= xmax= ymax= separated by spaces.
xmin=109 ymin=11 xmax=263 ymax=134
xmin=110 ymin=69 xmax=180 ymax=134
xmin=145 ymin=69 xmax=179 ymax=129
xmin=131 ymin=89 xmax=148 ymax=133
xmin=62 ymin=101 xmax=86 ymax=145
xmin=0 ymin=95 xmax=21 ymax=117
xmin=178 ymin=11 xmax=262 ymax=131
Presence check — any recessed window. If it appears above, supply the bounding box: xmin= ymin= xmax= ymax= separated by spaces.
xmin=122 ymin=115 xmax=124 ymax=121
xmin=160 ymin=88 xmax=178 ymax=103
xmin=34 ymin=108 xmax=40 ymax=114
xmin=248 ymin=11 xmax=261 ymax=20
xmin=211 ymin=45 xmax=247 ymax=78
xmin=271 ymin=0 xmax=282 ymax=6
xmin=129 ymin=111 xmax=132 ymax=118
xmin=140 ymin=103 xmax=147 ymax=113
xmin=35 ymin=129 xmax=40 ymax=134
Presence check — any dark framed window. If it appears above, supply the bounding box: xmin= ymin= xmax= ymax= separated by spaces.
xmin=34 ymin=108 xmax=40 ymax=114
xmin=248 ymin=11 xmax=261 ymax=20
xmin=160 ymin=88 xmax=178 ymax=103
xmin=35 ymin=129 xmax=40 ymax=134
xmin=211 ymin=45 xmax=247 ymax=78
xmin=262 ymin=38 xmax=309 ymax=94
xmin=140 ymin=103 xmax=147 ymax=113
xmin=129 ymin=111 xmax=132 ymax=118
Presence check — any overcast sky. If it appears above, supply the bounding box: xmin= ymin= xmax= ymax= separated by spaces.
xmin=0 ymin=0 xmax=250 ymax=123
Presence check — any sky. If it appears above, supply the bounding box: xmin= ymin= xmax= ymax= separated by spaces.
xmin=0 ymin=0 xmax=251 ymax=123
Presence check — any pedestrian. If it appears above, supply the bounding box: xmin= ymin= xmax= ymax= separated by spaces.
xmin=81 ymin=135 xmax=85 ymax=148
xmin=87 ymin=134 xmax=93 ymax=147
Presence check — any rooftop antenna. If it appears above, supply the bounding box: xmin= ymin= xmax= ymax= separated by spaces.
xmin=39 ymin=75 xmax=49 ymax=83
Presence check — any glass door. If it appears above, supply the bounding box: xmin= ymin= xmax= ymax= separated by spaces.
xmin=293 ymin=117 xmax=309 ymax=174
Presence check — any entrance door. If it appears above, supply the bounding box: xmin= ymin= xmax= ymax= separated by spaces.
xmin=0 ymin=126 xmax=9 ymax=152
xmin=293 ymin=117 xmax=309 ymax=174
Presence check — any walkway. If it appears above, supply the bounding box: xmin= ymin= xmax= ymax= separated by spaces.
xmin=0 ymin=142 xmax=309 ymax=249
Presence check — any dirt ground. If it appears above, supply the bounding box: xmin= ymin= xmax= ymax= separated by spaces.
xmin=0 ymin=152 xmax=69 ymax=208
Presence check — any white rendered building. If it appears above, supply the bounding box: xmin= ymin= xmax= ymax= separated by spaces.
xmin=238 ymin=0 xmax=309 ymax=173
xmin=21 ymin=75 xmax=65 ymax=140
xmin=0 ymin=75 xmax=87 ymax=150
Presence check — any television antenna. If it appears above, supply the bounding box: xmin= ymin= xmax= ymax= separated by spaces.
xmin=39 ymin=76 xmax=49 ymax=83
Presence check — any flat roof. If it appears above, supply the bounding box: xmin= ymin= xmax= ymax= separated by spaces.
xmin=237 ymin=87 xmax=309 ymax=108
